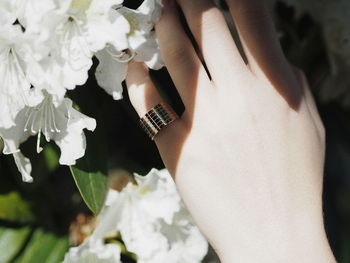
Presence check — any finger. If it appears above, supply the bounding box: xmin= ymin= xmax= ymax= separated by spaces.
xmin=227 ymin=0 xmax=292 ymax=78
xmin=126 ymin=61 xmax=184 ymax=145
xmin=176 ymin=0 xmax=247 ymax=86
xmin=156 ymin=0 xmax=210 ymax=106
xmin=126 ymin=61 xmax=162 ymax=116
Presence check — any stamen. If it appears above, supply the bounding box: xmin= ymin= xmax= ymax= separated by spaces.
xmin=38 ymin=101 xmax=45 ymax=136
xmin=49 ymin=102 xmax=60 ymax=132
xmin=44 ymin=101 xmax=48 ymax=139
xmin=24 ymin=110 xmax=34 ymax=132
xmin=30 ymin=109 xmax=39 ymax=133
xmin=23 ymin=94 xmax=61 ymax=150
xmin=36 ymin=130 xmax=43 ymax=154
xmin=48 ymin=102 xmax=54 ymax=133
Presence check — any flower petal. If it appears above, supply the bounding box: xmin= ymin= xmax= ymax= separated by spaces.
xmin=0 ymin=111 xmax=31 ymax=155
xmin=0 ymin=25 xmax=45 ymax=129
xmin=133 ymin=31 xmax=163 ymax=70
xmin=95 ymin=48 xmax=128 ymax=100
xmin=86 ymin=0 xmax=129 ymax=52
xmin=0 ymin=0 xmax=16 ymax=25
xmin=54 ymin=98 xmax=96 ymax=165
xmin=92 ymin=169 xmax=208 ymax=262
xmin=62 ymin=239 xmax=121 ymax=263
xmin=12 ymin=151 xmax=33 ymax=183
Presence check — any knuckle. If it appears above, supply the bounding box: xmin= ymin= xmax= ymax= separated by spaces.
xmin=128 ymin=80 xmax=157 ymax=107
xmin=235 ymin=3 xmax=270 ymax=29
xmin=203 ymin=7 xmax=224 ymax=23
xmin=164 ymin=45 xmax=189 ymax=65
xmin=235 ymin=0 xmax=266 ymax=15
xmin=128 ymin=83 xmax=145 ymax=103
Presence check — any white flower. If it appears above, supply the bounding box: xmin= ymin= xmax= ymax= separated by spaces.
xmin=91 ymin=5 xmax=131 ymax=100
xmin=93 ymin=169 xmax=181 ymax=236
xmin=61 ymin=169 xmax=208 ymax=263
xmin=12 ymin=151 xmax=33 ymax=183
xmin=14 ymin=0 xmax=61 ymax=30
xmin=95 ymin=47 xmax=129 ymax=100
xmin=62 ymin=239 xmax=121 ymax=263
xmin=46 ymin=0 xmax=130 ymax=90
xmin=39 ymin=55 xmax=68 ymax=102
xmin=130 ymin=169 xmax=182 ymax=224
xmin=0 ymin=94 xmax=96 ymax=181
xmin=155 ymin=203 xmax=209 ymax=263
xmin=90 ymin=169 xmax=208 ymax=263
xmin=52 ymin=97 xmax=97 ymax=165
xmin=0 ymin=0 xmax=16 ymax=25
xmin=83 ymin=0 xmax=129 ymax=52
xmin=119 ymin=0 xmax=164 ymax=70
xmin=0 ymin=24 xmax=45 ymax=129
xmin=0 ymin=0 xmax=165 ymax=184
xmin=94 ymin=0 xmax=163 ymax=100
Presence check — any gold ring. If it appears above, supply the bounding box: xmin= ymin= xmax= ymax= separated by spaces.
xmin=140 ymin=102 xmax=179 ymax=140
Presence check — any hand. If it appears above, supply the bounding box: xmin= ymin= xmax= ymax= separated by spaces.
xmin=126 ymin=0 xmax=336 ymax=262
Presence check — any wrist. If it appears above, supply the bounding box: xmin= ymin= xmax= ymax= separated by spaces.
xmin=217 ymin=220 xmax=336 ymax=263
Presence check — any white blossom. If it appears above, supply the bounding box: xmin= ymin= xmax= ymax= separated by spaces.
xmin=12 ymin=151 xmax=33 ymax=183
xmin=86 ymin=169 xmax=208 ymax=263
xmin=50 ymin=0 xmax=130 ymax=89
xmin=14 ymin=0 xmax=62 ymax=31
xmin=155 ymin=203 xmax=210 ymax=263
xmin=0 ymin=94 xmax=96 ymax=180
xmin=119 ymin=0 xmax=164 ymax=70
xmin=95 ymin=45 xmax=129 ymax=100
xmin=0 ymin=0 xmax=164 ymax=182
xmin=95 ymin=0 xmax=163 ymax=100
xmin=62 ymin=239 xmax=121 ymax=263
xmin=0 ymin=24 xmax=45 ymax=129
xmin=0 ymin=0 xmax=16 ymax=25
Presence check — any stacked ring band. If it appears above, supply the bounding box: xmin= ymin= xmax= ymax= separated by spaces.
xmin=140 ymin=102 xmax=179 ymax=140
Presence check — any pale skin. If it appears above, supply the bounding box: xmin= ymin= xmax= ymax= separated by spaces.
xmin=126 ymin=0 xmax=337 ymax=262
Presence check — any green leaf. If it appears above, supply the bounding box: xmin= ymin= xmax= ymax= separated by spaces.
xmin=0 ymin=192 xmax=35 ymax=223
xmin=70 ymin=166 xmax=107 ymax=215
xmin=69 ymin=120 xmax=108 ymax=215
xmin=0 ymin=227 xmax=31 ymax=263
xmin=13 ymin=228 xmax=68 ymax=263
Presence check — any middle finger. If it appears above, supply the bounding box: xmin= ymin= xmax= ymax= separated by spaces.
xmin=156 ymin=0 xmax=211 ymax=107
xmin=176 ymin=0 xmax=248 ymax=86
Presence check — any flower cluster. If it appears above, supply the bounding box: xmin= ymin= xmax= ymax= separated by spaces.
xmin=0 ymin=0 xmax=163 ymax=182
xmin=62 ymin=169 xmax=209 ymax=263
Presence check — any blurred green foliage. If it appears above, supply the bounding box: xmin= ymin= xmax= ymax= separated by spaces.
xmin=0 ymin=192 xmax=34 ymax=223
xmin=11 ymin=229 xmax=69 ymax=263
xmin=0 ymin=227 xmax=31 ymax=263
